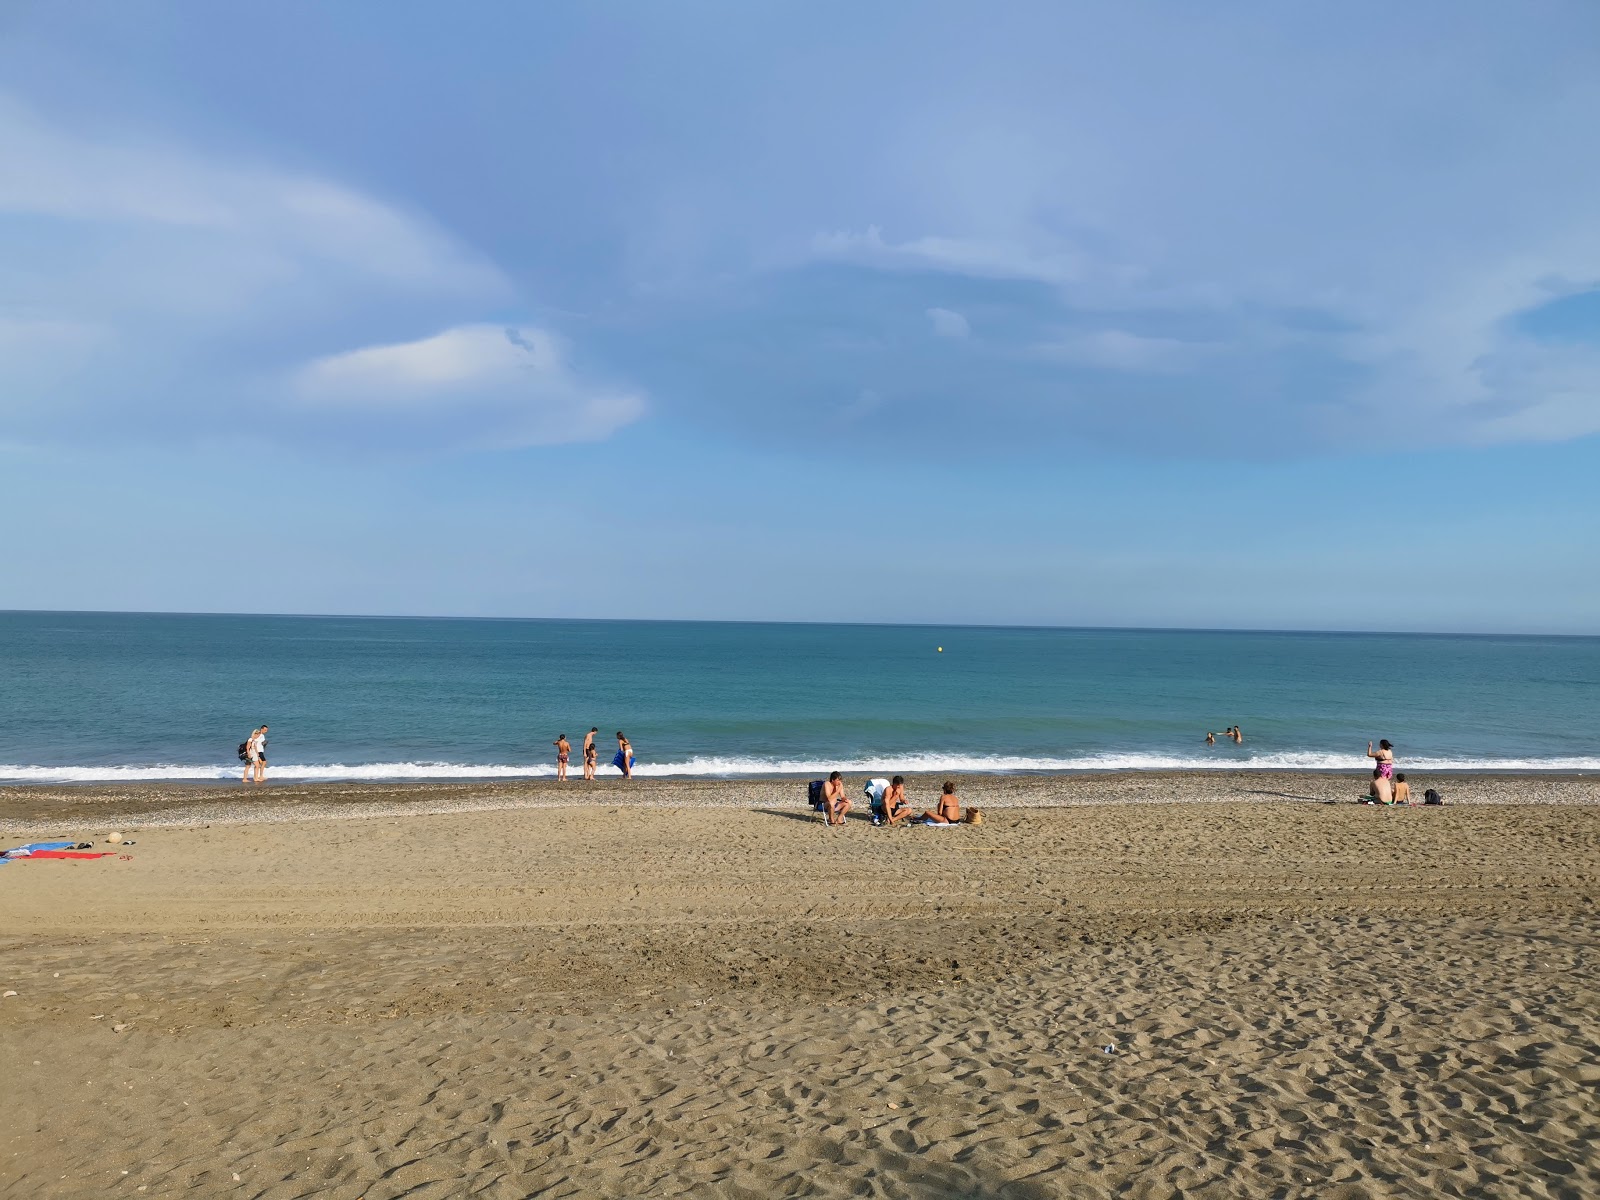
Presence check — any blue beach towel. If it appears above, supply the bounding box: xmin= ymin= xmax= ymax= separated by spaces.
xmin=0 ymin=841 xmax=78 ymax=865
xmin=612 ymin=751 xmax=636 ymax=771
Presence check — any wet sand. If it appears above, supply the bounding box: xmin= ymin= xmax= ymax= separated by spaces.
xmin=2 ymin=783 xmax=1597 ymax=1198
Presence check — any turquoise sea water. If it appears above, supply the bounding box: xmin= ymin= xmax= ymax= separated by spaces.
xmin=1 ymin=611 xmax=1597 ymax=781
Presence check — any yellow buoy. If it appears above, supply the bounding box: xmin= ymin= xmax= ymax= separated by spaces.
xmin=937 ymin=646 xmax=943 ymax=652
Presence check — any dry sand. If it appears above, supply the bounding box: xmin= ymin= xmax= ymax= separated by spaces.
xmin=2 ymin=778 xmax=1596 ymax=1198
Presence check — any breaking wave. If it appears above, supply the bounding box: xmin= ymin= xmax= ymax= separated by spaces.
xmin=2 ymin=751 xmax=1597 ymax=784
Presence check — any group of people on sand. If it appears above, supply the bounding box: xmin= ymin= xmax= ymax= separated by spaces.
xmin=816 ymin=772 xmax=980 ymax=827
xmin=551 ymin=729 xmax=634 ymax=781
xmin=1205 ymin=726 xmax=1244 ymax=745
xmin=1365 ymin=738 xmax=1414 ymax=805
xmin=240 ymin=724 xmax=268 ymax=784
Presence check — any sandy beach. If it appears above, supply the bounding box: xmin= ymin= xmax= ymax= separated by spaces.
xmin=3 ymin=777 xmax=1597 ymax=1198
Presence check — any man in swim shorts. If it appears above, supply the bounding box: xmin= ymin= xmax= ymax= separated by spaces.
xmin=821 ymin=771 xmax=851 ymax=826
xmin=1368 ymin=767 xmax=1393 ymax=805
xmin=882 ymin=775 xmax=912 ymax=826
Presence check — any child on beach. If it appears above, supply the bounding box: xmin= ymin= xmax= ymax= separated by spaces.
xmin=583 ymin=729 xmax=598 ymax=780
xmin=1392 ymin=773 xmax=1412 ymax=805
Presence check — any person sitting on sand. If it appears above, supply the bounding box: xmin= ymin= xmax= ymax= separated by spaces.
xmin=1392 ymin=773 xmax=1412 ymax=806
xmin=821 ymin=771 xmax=851 ymax=826
xmin=553 ymin=733 xmax=571 ymax=782
xmin=1367 ymin=739 xmax=1395 ymax=778
xmin=923 ymin=780 xmax=962 ymax=824
xmin=882 ymin=775 xmax=912 ymax=826
xmin=1368 ymin=767 xmax=1393 ymax=805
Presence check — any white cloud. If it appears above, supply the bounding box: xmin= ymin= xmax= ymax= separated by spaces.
xmin=925 ymin=307 xmax=970 ymax=339
xmin=295 ymin=325 xmax=645 ymax=447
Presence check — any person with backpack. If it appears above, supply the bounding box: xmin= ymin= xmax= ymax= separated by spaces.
xmin=240 ymin=725 xmax=268 ymax=785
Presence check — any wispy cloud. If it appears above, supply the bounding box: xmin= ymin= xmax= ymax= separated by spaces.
xmin=925 ymin=307 xmax=970 ymax=339
xmin=0 ymin=97 xmax=638 ymax=452
xmin=814 ymin=225 xmax=1085 ymax=287
xmin=1030 ymin=329 xmax=1201 ymax=372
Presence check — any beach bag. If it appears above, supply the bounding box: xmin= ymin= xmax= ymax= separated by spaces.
xmin=1424 ymin=788 xmax=1442 ymax=805
xmin=237 ymin=741 xmax=250 ymax=762
xmin=963 ymin=807 xmax=984 ymax=826
xmin=807 ymin=779 xmax=825 ymax=810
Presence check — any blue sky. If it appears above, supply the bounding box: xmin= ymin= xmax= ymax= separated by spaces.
xmin=2 ymin=2 xmax=1598 ymax=631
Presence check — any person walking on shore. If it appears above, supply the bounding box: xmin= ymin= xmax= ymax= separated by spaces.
xmin=243 ymin=724 xmax=268 ymax=785
xmin=615 ymin=731 xmax=634 ymax=779
xmin=583 ymin=728 xmax=598 ymax=780
xmin=553 ymin=733 xmax=571 ymax=781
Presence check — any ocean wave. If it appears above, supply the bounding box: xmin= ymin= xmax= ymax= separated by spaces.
xmin=2 ymin=751 xmax=1598 ymax=784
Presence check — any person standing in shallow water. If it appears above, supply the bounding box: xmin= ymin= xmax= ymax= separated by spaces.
xmin=615 ymin=731 xmax=633 ymax=779
xmin=553 ymin=733 xmax=571 ymax=782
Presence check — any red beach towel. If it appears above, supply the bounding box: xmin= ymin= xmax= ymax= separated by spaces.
xmin=20 ymin=850 xmax=115 ymax=860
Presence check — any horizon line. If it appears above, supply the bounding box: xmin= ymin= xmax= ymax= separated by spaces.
xmin=2 ymin=607 xmax=1596 ymax=640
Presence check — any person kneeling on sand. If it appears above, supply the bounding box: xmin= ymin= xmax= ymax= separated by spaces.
xmin=821 ymin=771 xmax=851 ymax=826
xmin=1367 ymin=767 xmax=1393 ymax=805
xmin=882 ymin=775 xmax=912 ymax=826
xmin=923 ymin=781 xmax=962 ymax=824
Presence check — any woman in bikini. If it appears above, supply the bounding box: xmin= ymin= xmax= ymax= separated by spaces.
xmin=922 ymin=780 xmax=962 ymax=824
xmin=616 ymin=731 xmax=633 ymax=779
xmin=1367 ymin=739 xmax=1395 ymax=780
xmin=554 ymin=733 xmax=571 ymax=781
xmin=583 ymin=732 xmax=598 ymax=780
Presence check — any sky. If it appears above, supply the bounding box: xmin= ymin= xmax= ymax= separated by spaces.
xmin=1 ymin=1 xmax=1598 ymax=632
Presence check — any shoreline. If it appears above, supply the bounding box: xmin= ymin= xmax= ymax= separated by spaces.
xmin=3 ymin=769 xmax=1597 ymax=834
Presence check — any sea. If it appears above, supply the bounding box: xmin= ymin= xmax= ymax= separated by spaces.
xmin=1 ymin=611 xmax=1596 ymax=783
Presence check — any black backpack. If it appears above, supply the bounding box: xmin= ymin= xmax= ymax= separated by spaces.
xmin=807 ymin=779 xmax=825 ymax=810
xmin=238 ymin=741 xmax=250 ymax=762
xmin=1424 ymin=788 xmax=1442 ymax=805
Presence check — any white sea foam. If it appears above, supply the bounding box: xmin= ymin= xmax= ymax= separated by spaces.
xmin=2 ymin=751 xmax=1597 ymax=784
